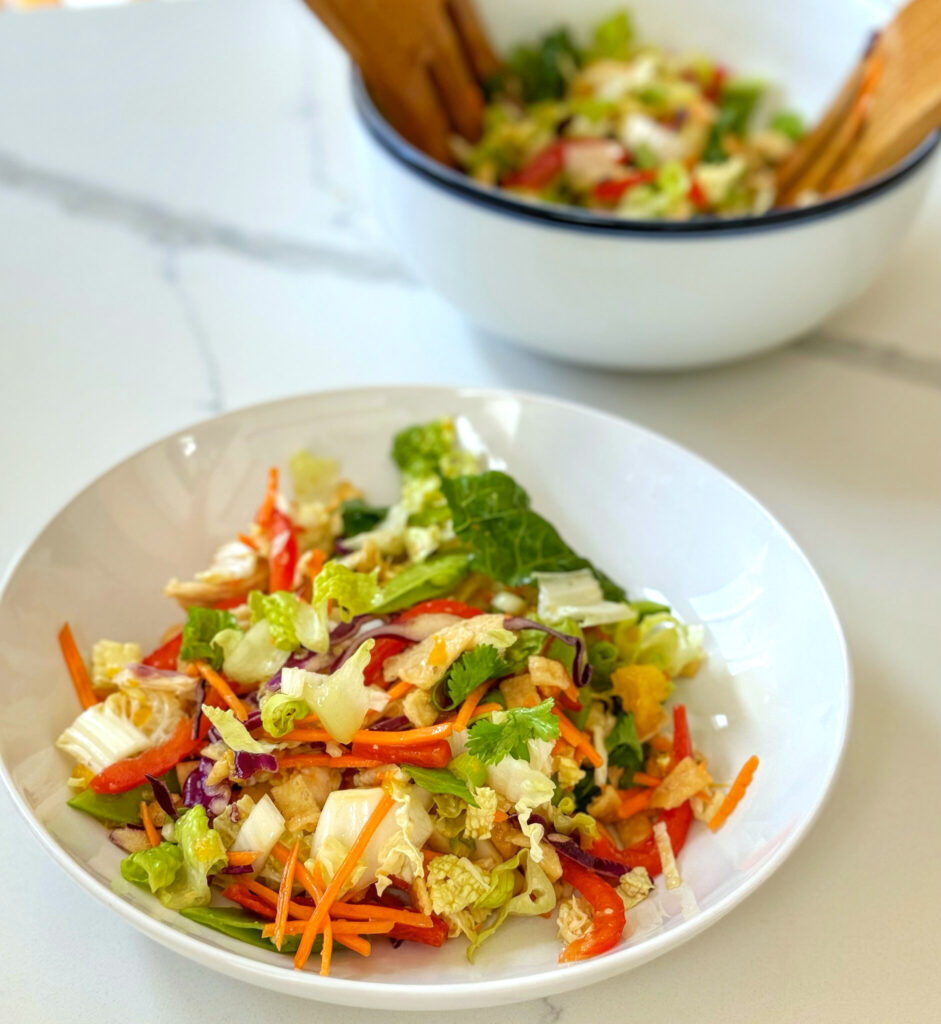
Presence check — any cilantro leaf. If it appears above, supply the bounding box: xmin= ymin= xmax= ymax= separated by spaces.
xmin=371 ymin=553 xmax=471 ymax=614
xmin=180 ymin=607 xmax=238 ymax=670
xmin=606 ymin=711 xmax=644 ymax=775
xmin=505 ymin=28 xmax=581 ymax=102
xmin=466 ymin=698 xmax=560 ymax=765
xmin=445 ymin=644 xmax=510 ymax=708
xmin=402 ymin=765 xmax=478 ymax=806
xmin=572 ymin=772 xmax=600 ymax=812
xmin=441 ymin=471 xmax=626 ymax=600
xmin=340 ymin=498 xmax=388 ymax=538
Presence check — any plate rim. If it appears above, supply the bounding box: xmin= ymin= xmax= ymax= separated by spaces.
xmin=0 ymin=384 xmax=852 ymax=1008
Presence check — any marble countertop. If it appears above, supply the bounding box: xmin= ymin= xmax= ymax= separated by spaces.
xmin=1 ymin=1 xmax=939 ymax=1021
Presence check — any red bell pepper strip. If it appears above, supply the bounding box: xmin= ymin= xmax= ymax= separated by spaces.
xmin=222 ymin=883 xmax=277 ymax=920
xmin=267 ymin=509 xmax=298 ymax=593
xmin=396 ymin=599 xmax=482 ymax=621
xmin=671 ymin=704 xmax=692 ymax=762
xmin=502 ymin=141 xmax=566 ymax=189
xmin=593 ymin=170 xmax=657 ymax=204
xmin=363 ymin=636 xmax=410 ymax=687
xmin=90 ymin=714 xmax=210 ymax=794
xmin=141 ymin=633 xmax=183 ymax=671
xmin=687 ymin=178 xmax=708 ymax=211
xmin=389 ymin=915 xmax=448 ymax=947
xmin=350 ymin=739 xmax=452 ymax=769
xmin=593 ymin=803 xmax=694 ymax=879
xmin=558 ymin=859 xmax=626 ymax=962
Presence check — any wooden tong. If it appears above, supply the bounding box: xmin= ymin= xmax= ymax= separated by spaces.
xmin=301 ymin=0 xmax=500 ymax=165
xmin=777 ymin=0 xmax=941 ymax=204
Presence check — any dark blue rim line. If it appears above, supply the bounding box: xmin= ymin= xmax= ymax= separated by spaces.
xmin=352 ymin=71 xmax=940 ymax=238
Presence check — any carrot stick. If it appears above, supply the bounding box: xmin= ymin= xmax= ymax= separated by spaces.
xmin=283 ymin=722 xmax=453 ymax=747
xmin=58 ymin=623 xmax=98 ymax=709
xmin=140 ymin=801 xmax=161 ymax=847
xmin=618 ymin=787 xmax=653 ymax=820
xmin=276 ymin=755 xmax=387 ymax=770
xmin=272 ymin=842 xmax=319 ymax=902
xmin=381 ymin=680 xmax=413 ymax=704
xmin=454 ymin=682 xmax=489 ymax=731
xmin=194 ymin=661 xmax=247 ymax=722
xmin=307 ymin=548 xmax=326 ymax=579
xmin=650 ymin=735 xmax=672 ymax=752
xmin=708 ymin=755 xmax=759 ymax=832
xmin=552 ymin=707 xmax=603 ymax=768
xmin=633 ymin=772 xmax=663 ymax=788
xmin=263 ymin=920 xmax=394 ymax=937
xmin=294 ymin=791 xmax=395 ymax=970
xmin=227 ymin=850 xmax=260 ymax=867
xmin=470 ymin=702 xmax=502 ymax=719
xmin=237 ymin=532 xmax=258 ymax=551
xmin=337 ymin=935 xmax=371 ymax=957
xmin=255 ymin=466 xmax=279 ymax=528
xmin=311 ymin=863 xmax=334 ymax=977
xmin=274 ymin=839 xmax=300 ymax=951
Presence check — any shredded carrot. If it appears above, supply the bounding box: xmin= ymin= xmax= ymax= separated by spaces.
xmin=306 ymin=548 xmax=327 ymax=579
xmin=618 ymin=787 xmax=653 ymax=820
xmin=311 ymin=863 xmax=334 ymax=977
xmin=552 ymin=707 xmax=603 ymax=768
xmin=337 ymin=935 xmax=371 ymax=957
xmin=493 ymin=809 xmax=508 ymax=823
xmin=237 ymin=532 xmax=258 ymax=551
xmin=650 ymin=734 xmax=672 ymax=752
xmin=284 ymin=722 xmax=452 ymax=747
xmin=274 ymin=839 xmax=300 ymax=951
xmin=427 ymin=636 xmax=449 ymax=667
xmin=194 ymin=661 xmax=247 ymax=722
xmin=263 ymin=920 xmax=394 ymax=938
xmin=709 ymin=755 xmax=759 ymax=832
xmin=58 ymin=623 xmax=98 ymax=709
xmin=421 ymin=847 xmax=438 ymax=867
xmin=255 ymin=466 xmax=279 ymax=527
xmin=277 ymin=755 xmax=387 ymax=770
xmin=380 ymin=680 xmax=413 ymax=704
xmin=470 ymin=702 xmax=502 ymax=719
xmin=454 ymin=682 xmax=489 ymax=731
xmin=272 ymin=842 xmax=319 ymax=901
xmin=633 ymin=772 xmax=663 ymax=788
xmin=330 ymin=904 xmax=432 ymax=927
xmin=226 ymin=850 xmax=259 ymax=867
xmin=294 ymin=792 xmax=395 ymax=971
xmin=140 ymin=801 xmax=161 ymax=847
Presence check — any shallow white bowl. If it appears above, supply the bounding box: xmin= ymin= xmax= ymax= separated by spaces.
xmin=0 ymin=387 xmax=850 ymax=1008
xmin=354 ymin=0 xmax=939 ymax=369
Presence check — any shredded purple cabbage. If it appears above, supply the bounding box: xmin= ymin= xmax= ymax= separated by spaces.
xmin=542 ymin=831 xmax=625 ymax=879
xmin=191 ymin=679 xmax=206 ymax=739
xmin=503 ymin=617 xmax=592 ymax=687
xmin=266 ymin=649 xmax=332 ymax=692
xmin=206 ymin=708 xmax=262 ymax=745
xmin=233 ymin=750 xmax=279 ymax=779
xmin=366 ymin=714 xmax=410 ymax=732
xmin=181 ymin=757 xmax=232 ymax=819
xmin=223 ymin=863 xmax=254 ymax=875
xmin=145 ymin=773 xmax=178 ymax=820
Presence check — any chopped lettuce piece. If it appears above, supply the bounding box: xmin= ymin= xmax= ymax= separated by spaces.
xmin=91 ymin=640 xmax=143 ymax=688
xmin=120 ymin=841 xmax=184 ymax=893
xmin=213 ymin=620 xmax=291 ymax=685
xmin=770 ymin=110 xmax=805 ymax=141
xmin=372 ymin=553 xmax=472 ymax=615
xmin=311 ymin=561 xmax=380 ymax=622
xmin=402 ymin=765 xmax=477 ymax=806
xmin=280 ymin=640 xmax=374 ymax=743
xmin=467 ymin=699 xmax=560 ymax=765
xmin=231 ymin=793 xmax=285 ymax=872
xmin=535 ymin=569 xmax=635 ymax=627
xmin=614 ymin=612 xmax=704 ymax=677
xmin=588 ymin=10 xmax=634 ymax=60
xmin=155 ymin=805 xmax=227 ymax=909
xmin=202 ymin=705 xmax=275 ymax=755
xmin=247 ymin=590 xmax=328 ymax=653
xmin=426 ymin=854 xmax=490 ymax=915
xmin=448 ymin=752 xmax=488 ymax=788
xmin=464 ymin=785 xmax=498 ymax=840
xmin=442 ymin=471 xmax=626 ymax=600
xmin=259 ymin=691 xmax=309 ymax=739
xmin=180 ymin=607 xmax=238 ymax=670
xmin=56 ymin=700 xmax=152 ymax=774
xmin=289 ymin=450 xmax=338 ymax=503
xmin=392 ymin=418 xmax=458 ymax=477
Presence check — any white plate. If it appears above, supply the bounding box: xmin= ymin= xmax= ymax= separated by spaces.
xmin=0 ymin=387 xmax=850 ymax=1009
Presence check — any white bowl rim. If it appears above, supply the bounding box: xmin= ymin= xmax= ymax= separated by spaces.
xmin=0 ymin=385 xmax=853 ymax=1006
xmin=352 ymin=71 xmax=940 ymax=239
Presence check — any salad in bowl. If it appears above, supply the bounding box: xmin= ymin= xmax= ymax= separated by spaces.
xmin=54 ymin=418 xmax=758 ymax=975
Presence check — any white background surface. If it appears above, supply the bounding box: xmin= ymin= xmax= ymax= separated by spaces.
xmin=0 ymin=1 xmax=939 ymax=1021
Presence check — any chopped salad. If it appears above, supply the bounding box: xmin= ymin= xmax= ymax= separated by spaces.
xmin=455 ymin=9 xmax=804 ymax=219
xmin=56 ymin=417 xmax=758 ymax=972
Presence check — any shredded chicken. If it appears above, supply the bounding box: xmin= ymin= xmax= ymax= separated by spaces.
xmin=164 ymin=551 xmax=266 ymax=611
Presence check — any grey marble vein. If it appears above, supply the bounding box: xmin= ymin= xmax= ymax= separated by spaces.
xmin=0 ymin=146 xmax=413 ymax=284
xmin=798 ymin=333 xmax=941 ymax=391
xmin=160 ymin=248 xmax=224 ymax=415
